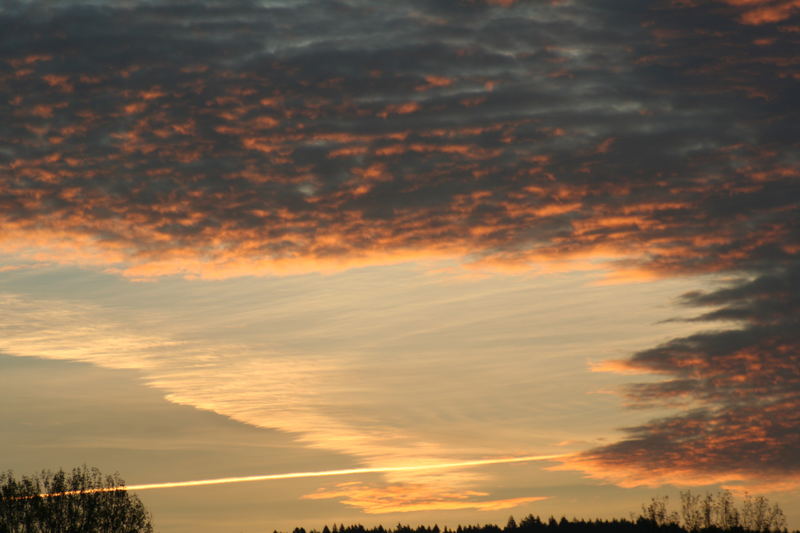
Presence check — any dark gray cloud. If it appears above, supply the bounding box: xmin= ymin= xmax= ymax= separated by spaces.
xmin=1 ymin=0 xmax=798 ymax=488
xmin=568 ymin=266 xmax=800 ymax=488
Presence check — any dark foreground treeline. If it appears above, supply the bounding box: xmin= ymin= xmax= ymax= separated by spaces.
xmin=286 ymin=491 xmax=792 ymax=533
xmin=284 ymin=516 xmax=795 ymax=533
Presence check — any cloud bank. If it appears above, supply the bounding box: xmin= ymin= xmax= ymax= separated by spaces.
xmin=1 ymin=0 xmax=797 ymax=502
xmin=562 ymin=265 xmax=800 ymax=490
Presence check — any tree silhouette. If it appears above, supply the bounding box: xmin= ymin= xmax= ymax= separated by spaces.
xmin=283 ymin=517 xmax=796 ymax=533
xmin=741 ymin=493 xmax=787 ymax=532
xmin=0 ymin=465 xmax=152 ymax=533
xmin=648 ymin=490 xmax=786 ymax=533
xmin=506 ymin=516 xmax=518 ymax=532
xmin=640 ymin=495 xmax=679 ymax=526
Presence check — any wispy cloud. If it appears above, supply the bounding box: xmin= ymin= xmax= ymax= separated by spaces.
xmin=304 ymin=481 xmax=547 ymax=514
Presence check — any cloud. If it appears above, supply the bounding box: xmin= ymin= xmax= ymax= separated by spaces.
xmin=0 ymin=291 xmax=486 ymax=491
xmin=560 ymin=265 xmax=800 ymax=489
xmin=717 ymin=0 xmax=800 ymax=24
xmin=303 ymin=481 xmax=547 ymax=514
xmin=0 ymin=0 xmax=797 ymax=496
xmin=1 ymin=0 xmax=795 ymax=281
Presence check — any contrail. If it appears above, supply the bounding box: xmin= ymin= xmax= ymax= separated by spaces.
xmin=37 ymin=453 xmax=569 ymax=497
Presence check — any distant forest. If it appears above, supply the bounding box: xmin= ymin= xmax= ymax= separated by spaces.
xmin=284 ymin=491 xmax=794 ymax=533
xmin=284 ymin=515 xmax=795 ymax=533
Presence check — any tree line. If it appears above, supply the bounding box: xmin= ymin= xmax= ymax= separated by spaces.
xmin=287 ymin=491 xmax=791 ymax=533
xmin=640 ymin=490 xmax=787 ymax=531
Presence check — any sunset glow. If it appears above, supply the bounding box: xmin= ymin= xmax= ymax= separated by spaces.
xmin=1 ymin=0 xmax=797 ymax=531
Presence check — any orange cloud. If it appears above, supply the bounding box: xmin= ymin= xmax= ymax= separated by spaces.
xmin=721 ymin=0 xmax=800 ymax=24
xmin=303 ymin=482 xmax=547 ymax=514
xmin=589 ymin=360 xmax=653 ymax=375
xmin=379 ymin=102 xmax=421 ymax=118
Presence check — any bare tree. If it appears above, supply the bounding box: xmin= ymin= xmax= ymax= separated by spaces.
xmin=681 ymin=491 xmax=703 ymax=531
xmin=714 ymin=491 xmax=740 ymax=530
xmin=741 ymin=493 xmax=786 ymax=533
xmin=656 ymin=490 xmax=786 ymax=532
xmin=641 ymin=495 xmax=679 ymax=526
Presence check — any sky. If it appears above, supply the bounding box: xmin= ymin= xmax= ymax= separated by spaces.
xmin=0 ymin=0 xmax=798 ymax=531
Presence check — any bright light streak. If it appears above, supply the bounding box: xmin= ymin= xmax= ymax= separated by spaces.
xmin=38 ymin=454 xmax=569 ymax=497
